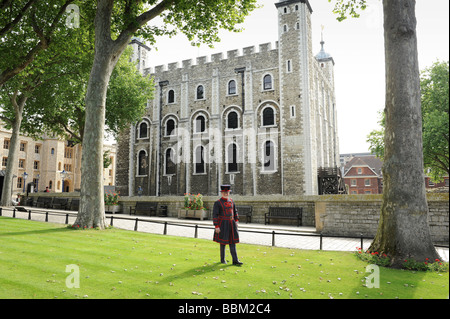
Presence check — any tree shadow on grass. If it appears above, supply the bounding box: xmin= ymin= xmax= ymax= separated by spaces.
xmin=0 ymin=226 xmax=73 ymax=237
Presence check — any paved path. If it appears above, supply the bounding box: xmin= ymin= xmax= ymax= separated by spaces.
xmin=1 ymin=206 xmax=448 ymax=262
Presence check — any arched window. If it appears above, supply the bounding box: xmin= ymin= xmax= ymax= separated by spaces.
xmin=196 ymin=85 xmax=204 ymax=100
xmin=228 ymin=80 xmax=236 ymax=95
xmin=166 ymin=119 xmax=176 ymax=136
xmin=263 ymin=74 xmax=272 ymax=90
xmin=195 ymin=146 xmax=205 ymax=174
xmin=263 ymin=141 xmax=275 ymax=171
xmin=195 ymin=115 xmax=206 ymax=133
xmin=165 ymin=148 xmax=176 ymax=175
xmin=168 ymin=89 xmax=175 ymax=103
xmin=227 ymin=143 xmax=238 ymax=173
xmin=138 ymin=150 xmax=148 ymax=176
xmin=139 ymin=122 xmax=148 ymax=138
xmin=262 ymin=107 xmax=275 ymax=126
xmin=227 ymin=111 xmax=238 ymax=129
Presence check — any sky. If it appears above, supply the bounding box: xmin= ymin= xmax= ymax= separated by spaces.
xmin=142 ymin=0 xmax=449 ymax=154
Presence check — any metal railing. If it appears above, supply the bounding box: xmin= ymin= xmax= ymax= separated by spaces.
xmin=0 ymin=206 xmax=385 ymax=251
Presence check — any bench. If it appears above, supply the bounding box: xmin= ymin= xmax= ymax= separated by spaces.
xmin=25 ymin=197 xmax=34 ymax=206
xmin=69 ymin=199 xmax=80 ymax=211
xmin=265 ymin=207 xmax=302 ymax=226
xmin=130 ymin=202 xmax=158 ymax=216
xmin=236 ymin=205 xmax=252 ymax=223
xmin=158 ymin=205 xmax=168 ymax=217
xmin=52 ymin=198 xmax=69 ymax=210
xmin=35 ymin=197 xmax=53 ymax=208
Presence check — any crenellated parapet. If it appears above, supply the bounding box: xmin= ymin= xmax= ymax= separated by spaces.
xmin=144 ymin=42 xmax=279 ymax=76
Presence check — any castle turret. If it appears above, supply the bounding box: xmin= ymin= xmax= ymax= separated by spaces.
xmin=276 ymin=0 xmax=316 ymax=195
xmin=129 ymin=37 xmax=151 ymax=74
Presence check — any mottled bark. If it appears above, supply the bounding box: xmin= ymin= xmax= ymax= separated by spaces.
xmin=74 ymin=0 xmax=117 ymax=229
xmin=74 ymin=0 xmax=171 ymax=229
xmin=369 ymin=0 xmax=440 ymax=267
xmin=0 ymin=92 xmax=27 ymax=207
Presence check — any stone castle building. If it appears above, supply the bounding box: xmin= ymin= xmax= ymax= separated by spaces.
xmin=116 ymin=0 xmax=340 ymax=197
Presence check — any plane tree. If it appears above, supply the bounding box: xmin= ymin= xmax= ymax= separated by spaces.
xmin=330 ymin=0 xmax=441 ymax=267
xmin=75 ymin=0 xmax=258 ymax=229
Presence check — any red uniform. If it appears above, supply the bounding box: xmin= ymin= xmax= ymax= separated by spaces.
xmin=213 ymin=197 xmax=240 ymax=244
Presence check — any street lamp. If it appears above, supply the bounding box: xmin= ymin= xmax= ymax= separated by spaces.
xmin=23 ymin=172 xmax=28 ymax=193
xmin=60 ymin=170 xmax=68 ymax=192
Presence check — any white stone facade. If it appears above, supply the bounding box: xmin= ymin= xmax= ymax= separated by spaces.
xmin=116 ymin=0 xmax=339 ymax=197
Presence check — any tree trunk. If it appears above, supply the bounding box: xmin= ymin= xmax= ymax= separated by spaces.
xmin=369 ymin=0 xmax=440 ymax=267
xmin=73 ymin=0 xmax=126 ymax=229
xmin=0 ymin=93 xmax=27 ymax=207
xmin=0 ymin=117 xmax=22 ymax=206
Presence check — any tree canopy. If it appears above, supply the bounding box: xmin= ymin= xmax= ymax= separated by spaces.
xmin=367 ymin=61 xmax=449 ymax=182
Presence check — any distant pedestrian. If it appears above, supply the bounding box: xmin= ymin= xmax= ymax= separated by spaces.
xmin=45 ymin=187 xmax=50 ymax=193
xmin=213 ymin=185 xmax=243 ymax=266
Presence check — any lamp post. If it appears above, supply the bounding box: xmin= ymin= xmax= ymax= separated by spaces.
xmin=60 ymin=170 xmax=67 ymax=192
xmin=23 ymin=172 xmax=28 ymax=193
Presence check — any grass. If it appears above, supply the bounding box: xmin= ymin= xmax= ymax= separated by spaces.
xmin=0 ymin=216 xmax=448 ymax=299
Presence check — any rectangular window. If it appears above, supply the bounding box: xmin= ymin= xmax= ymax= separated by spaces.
xmin=365 ymin=179 xmax=371 ymax=186
xmin=3 ymin=139 xmax=9 ymax=149
xmin=195 ymin=146 xmax=205 ymax=174
xmin=290 ymin=105 xmax=296 ymax=118
xmin=286 ymin=60 xmax=292 ymax=73
xmin=351 ymin=179 xmax=357 ymax=186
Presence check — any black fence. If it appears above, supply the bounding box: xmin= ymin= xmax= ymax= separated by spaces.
xmin=0 ymin=206 xmax=386 ymax=252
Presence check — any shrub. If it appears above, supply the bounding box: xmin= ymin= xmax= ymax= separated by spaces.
xmin=104 ymin=191 xmax=120 ymax=206
xmin=355 ymin=247 xmax=449 ymax=272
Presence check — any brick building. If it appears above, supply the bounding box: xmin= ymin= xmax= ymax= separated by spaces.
xmin=342 ymin=153 xmax=449 ymax=194
xmin=343 ymin=155 xmax=383 ymax=194
xmin=116 ymin=0 xmax=340 ymax=197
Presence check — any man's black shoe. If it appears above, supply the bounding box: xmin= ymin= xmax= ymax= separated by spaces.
xmin=233 ymin=260 xmax=243 ymax=266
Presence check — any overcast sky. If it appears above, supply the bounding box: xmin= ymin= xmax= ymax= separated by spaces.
xmin=143 ymin=0 xmax=449 ymax=154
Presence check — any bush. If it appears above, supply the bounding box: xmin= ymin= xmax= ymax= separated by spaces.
xmin=355 ymin=247 xmax=449 ymax=272
xmin=355 ymin=247 xmax=391 ymax=267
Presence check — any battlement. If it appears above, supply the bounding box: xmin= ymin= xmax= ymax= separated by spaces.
xmin=144 ymin=41 xmax=279 ymax=75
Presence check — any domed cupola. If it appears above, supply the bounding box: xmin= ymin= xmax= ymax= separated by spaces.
xmin=315 ymin=27 xmax=335 ymax=65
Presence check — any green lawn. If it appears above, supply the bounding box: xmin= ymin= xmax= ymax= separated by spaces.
xmin=0 ymin=216 xmax=448 ymax=299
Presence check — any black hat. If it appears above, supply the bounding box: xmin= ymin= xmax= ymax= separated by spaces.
xmin=220 ymin=185 xmax=231 ymax=192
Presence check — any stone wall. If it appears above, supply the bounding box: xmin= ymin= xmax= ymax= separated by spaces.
xmin=315 ymin=193 xmax=449 ymax=246
xmin=26 ymin=192 xmax=449 ymax=245
xmin=119 ymin=194 xmax=317 ymax=227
